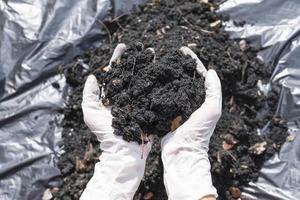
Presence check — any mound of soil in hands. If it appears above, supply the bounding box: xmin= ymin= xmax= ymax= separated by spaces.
xmin=55 ymin=0 xmax=288 ymax=200
xmin=99 ymin=44 xmax=205 ymax=143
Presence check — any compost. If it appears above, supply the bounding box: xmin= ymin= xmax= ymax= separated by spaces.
xmin=55 ymin=0 xmax=288 ymax=200
xmin=99 ymin=44 xmax=205 ymax=143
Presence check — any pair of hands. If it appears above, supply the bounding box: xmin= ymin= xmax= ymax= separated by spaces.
xmin=80 ymin=44 xmax=222 ymax=200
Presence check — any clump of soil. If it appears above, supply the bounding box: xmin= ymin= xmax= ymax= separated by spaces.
xmin=98 ymin=44 xmax=205 ymax=143
xmin=56 ymin=0 xmax=288 ymax=200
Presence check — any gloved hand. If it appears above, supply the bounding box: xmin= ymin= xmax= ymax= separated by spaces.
xmin=161 ymin=47 xmax=222 ymax=200
xmin=80 ymin=44 xmax=152 ymax=200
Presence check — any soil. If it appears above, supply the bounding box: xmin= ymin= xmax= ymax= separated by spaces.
xmin=98 ymin=44 xmax=205 ymax=143
xmin=55 ymin=0 xmax=288 ymax=200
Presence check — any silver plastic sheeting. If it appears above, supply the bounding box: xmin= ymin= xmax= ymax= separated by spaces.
xmin=0 ymin=0 xmax=145 ymax=199
xmin=219 ymin=1 xmax=300 ymax=199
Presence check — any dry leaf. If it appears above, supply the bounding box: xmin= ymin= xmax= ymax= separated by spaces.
xmin=112 ymin=79 xmax=121 ymax=86
xmin=143 ymin=192 xmax=154 ymax=200
xmin=286 ymin=135 xmax=295 ymax=142
xmin=102 ymin=66 xmax=110 ymax=72
xmin=42 ymin=189 xmax=53 ymax=200
xmin=249 ymin=141 xmax=267 ymax=155
xmin=222 ymin=141 xmax=233 ymax=150
xmin=84 ymin=143 xmax=94 ymax=162
xmin=102 ymin=98 xmax=110 ymax=106
xmin=222 ymin=134 xmax=238 ymax=150
xmin=152 ymin=0 xmax=160 ymax=5
xmin=171 ymin=116 xmax=183 ymax=131
xmin=76 ymin=157 xmax=87 ymax=172
xmin=229 ymin=186 xmax=241 ymax=198
xmin=224 ymin=133 xmax=239 ymax=145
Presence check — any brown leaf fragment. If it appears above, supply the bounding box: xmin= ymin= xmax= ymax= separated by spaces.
xmin=76 ymin=157 xmax=87 ymax=173
xmin=143 ymin=192 xmax=154 ymax=200
xmin=286 ymin=135 xmax=295 ymax=142
xmin=222 ymin=141 xmax=233 ymax=150
xmin=222 ymin=133 xmax=238 ymax=150
xmin=248 ymin=141 xmax=267 ymax=155
xmin=229 ymin=186 xmax=241 ymax=199
xmin=102 ymin=98 xmax=110 ymax=106
xmin=171 ymin=116 xmax=183 ymax=132
xmin=112 ymin=78 xmax=122 ymax=86
xmin=152 ymin=0 xmax=160 ymax=6
xmin=83 ymin=143 xmax=94 ymax=162
xmin=224 ymin=133 xmax=239 ymax=145
xmin=102 ymin=66 xmax=110 ymax=72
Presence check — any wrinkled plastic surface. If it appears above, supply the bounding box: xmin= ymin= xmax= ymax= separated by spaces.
xmin=219 ymin=1 xmax=300 ymax=199
xmin=0 ymin=0 xmax=145 ymax=199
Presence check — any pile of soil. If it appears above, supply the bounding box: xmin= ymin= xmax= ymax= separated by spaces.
xmin=55 ymin=0 xmax=288 ymax=200
xmin=99 ymin=44 xmax=205 ymax=143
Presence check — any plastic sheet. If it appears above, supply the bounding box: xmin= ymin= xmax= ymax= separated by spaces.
xmin=0 ymin=0 xmax=145 ymax=199
xmin=219 ymin=1 xmax=300 ymax=199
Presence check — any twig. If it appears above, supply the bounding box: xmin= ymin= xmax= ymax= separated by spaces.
xmin=111 ymin=13 xmax=127 ymax=22
xmin=226 ymin=150 xmax=237 ymax=161
xmin=97 ymin=19 xmax=112 ymax=44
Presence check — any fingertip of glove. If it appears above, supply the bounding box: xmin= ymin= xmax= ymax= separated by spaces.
xmin=86 ymin=74 xmax=97 ymax=82
xmin=205 ymin=69 xmax=221 ymax=88
xmin=117 ymin=43 xmax=126 ymax=49
xmin=85 ymin=75 xmax=98 ymax=89
xmin=179 ymin=46 xmax=190 ymax=54
xmin=83 ymin=75 xmax=100 ymax=99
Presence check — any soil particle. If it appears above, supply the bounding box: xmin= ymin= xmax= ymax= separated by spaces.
xmin=56 ymin=0 xmax=288 ymax=199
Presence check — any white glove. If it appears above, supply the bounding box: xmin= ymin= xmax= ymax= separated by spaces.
xmin=80 ymin=44 xmax=152 ymax=200
xmin=161 ymin=47 xmax=222 ymax=200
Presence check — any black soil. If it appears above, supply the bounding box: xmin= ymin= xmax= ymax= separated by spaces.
xmin=99 ymin=44 xmax=205 ymax=143
xmin=55 ymin=0 xmax=288 ymax=200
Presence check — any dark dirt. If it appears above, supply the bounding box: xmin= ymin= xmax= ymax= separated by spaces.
xmin=98 ymin=44 xmax=205 ymax=143
xmin=55 ymin=0 xmax=289 ymax=200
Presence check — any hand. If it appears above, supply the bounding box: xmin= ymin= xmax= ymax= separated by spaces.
xmin=161 ymin=47 xmax=222 ymax=200
xmin=80 ymin=44 xmax=152 ymax=200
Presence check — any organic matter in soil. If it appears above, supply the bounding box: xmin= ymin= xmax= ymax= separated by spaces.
xmin=55 ymin=1 xmax=288 ymax=200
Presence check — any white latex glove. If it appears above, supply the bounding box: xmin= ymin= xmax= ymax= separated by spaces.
xmin=80 ymin=44 xmax=152 ymax=200
xmin=161 ymin=47 xmax=222 ymax=200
